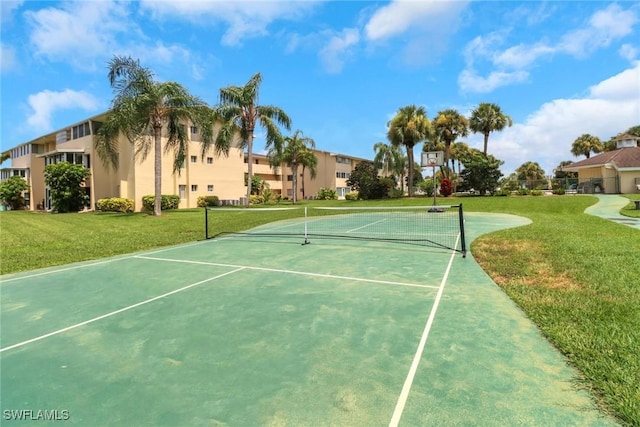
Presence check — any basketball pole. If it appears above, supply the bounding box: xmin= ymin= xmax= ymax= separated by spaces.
xmin=432 ymin=163 xmax=437 ymax=206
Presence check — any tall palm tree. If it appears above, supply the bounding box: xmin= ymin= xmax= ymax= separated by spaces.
xmin=571 ymin=134 xmax=603 ymax=159
xmin=208 ymin=72 xmax=291 ymax=206
xmin=469 ymin=102 xmax=513 ymax=156
xmin=433 ymin=109 xmax=469 ymax=176
xmin=95 ymin=55 xmax=214 ymax=216
xmin=268 ymin=130 xmax=316 ymax=204
xmin=387 ymin=105 xmax=431 ymax=197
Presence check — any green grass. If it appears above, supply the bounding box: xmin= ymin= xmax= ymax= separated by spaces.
xmin=1 ymin=195 xmax=639 ymax=425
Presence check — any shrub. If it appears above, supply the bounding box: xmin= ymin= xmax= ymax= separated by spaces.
xmin=418 ymin=179 xmax=435 ymax=197
xmin=440 ymin=178 xmax=453 ymax=197
xmin=345 ymin=191 xmax=359 ymax=201
xmin=493 ymin=189 xmax=511 ymax=197
xmin=316 ymin=187 xmax=338 ymax=200
xmin=197 ymin=195 xmax=220 ymax=207
xmin=387 ymin=188 xmax=404 ymax=199
xmin=516 ymin=188 xmax=530 ymax=196
xmin=530 ymin=189 xmax=544 ymax=196
xmin=0 ymin=175 xmax=29 ymax=210
xmin=249 ymin=194 xmax=262 ymax=205
xmin=553 ymin=188 xmax=566 ymax=195
xmin=141 ymin=195 xmax=180 ymax=211
xmin=96 ymin=198 xmax=134 ymax=213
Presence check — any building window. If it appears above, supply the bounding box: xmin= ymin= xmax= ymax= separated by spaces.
xmin=336 ymin=156 xmax=351 ymax=165
xmin=287 ymin=175 xmax=293 ymax=181
xmin=72 ymin=122 xmax=91 ymax=139
xmin=191 ymin=184 xmax=198 ymax=192
xmin=207 ymin=157 xmax=213 ymax=164
xmin=179 ymin=185 xmax=186 ymax=199
xmin=190 ymin=155 xmax=197 ymax=163
xmin=207 ymin=185 xmax=214 ymax=192
xmin=336 ymin=172 xmax=350 ymax=179
xmin=190 ymin=126 xmax=198 ymax=134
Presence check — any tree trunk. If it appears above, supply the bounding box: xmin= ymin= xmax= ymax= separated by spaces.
xmin=483 ymin=132 xmax=489 ymax=156
xmin=291 ymin=164 xmax=298 ymax=204
xmin=407 ymin=144 xmax=414 ymax=196
xmin=245 ymin=134 xmax=253 ymax=207
xmin=300 ymin=166 xmax=306 ymax=200
xmin=154 ymin=125 xmax=162 ymax=216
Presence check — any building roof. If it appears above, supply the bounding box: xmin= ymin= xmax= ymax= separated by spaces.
xmin=613 ymin=133 xmax=640 ymax=141
xmin=563 ymin=147 xmax=640 ymax=171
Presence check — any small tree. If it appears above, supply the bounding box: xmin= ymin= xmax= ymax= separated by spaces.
xmin=347 ymin=161 xmax=383 ymax=200
xmin=0 ymin=175 xmax=29 ymax=209
xmin=459 ymin=152 xmax=504 ymax=195
xmin=44 ymin=162 xmax=91 ymax=213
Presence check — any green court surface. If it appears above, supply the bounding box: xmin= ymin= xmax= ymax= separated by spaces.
xmin=0 ymin=212 xmax=618 ymax=426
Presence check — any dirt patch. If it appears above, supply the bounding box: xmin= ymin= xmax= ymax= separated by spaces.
xmin=474 ymin=238 xmax=582 ymax=291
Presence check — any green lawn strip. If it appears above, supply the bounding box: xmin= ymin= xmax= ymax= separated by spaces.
xmin=621 ymin=194 xmax=640 ymax=218
xmin=1 ymin=195 xmax=639 ymax=424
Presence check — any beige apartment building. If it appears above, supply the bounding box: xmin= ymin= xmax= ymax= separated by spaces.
xmin=1 ymin=112 xmax=369 ymax=211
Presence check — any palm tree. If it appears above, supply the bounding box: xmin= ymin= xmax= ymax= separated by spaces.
xmin=208 ymin=72 xmax=291 ymax=206
xmin=516 ymin=161 xmax=546 ymax=189
xmin=469 ymin=102 xmax=513 ymax=156
xmin=387 ymin=105 xmax=431 ymax=197
xmin=571 ymin=134 xmax=603 ymax=159
xmin=372 ymin=142 xmax=396 ymax=177
xmin=269 ymin=130 xmax=316 ymax=204
xmin=433 ymin=109 xmax=469 ymax=176
xmin=95 ymin=55 xmax=214 ymax=216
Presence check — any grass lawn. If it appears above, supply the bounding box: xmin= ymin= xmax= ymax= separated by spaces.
xmin=1 ymin=195 xmax=638 ymax=425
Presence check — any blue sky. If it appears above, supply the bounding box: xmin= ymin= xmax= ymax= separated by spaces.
xmin=1 ymin=1 xmax=639 ymax=176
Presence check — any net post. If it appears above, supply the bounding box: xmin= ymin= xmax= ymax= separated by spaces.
xmin=458 ymin=203 xmax=466 ymax=257
xmin=302 ymin=206 xmax=310 ymax=245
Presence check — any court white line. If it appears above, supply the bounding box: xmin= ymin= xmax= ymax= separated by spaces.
xmin=0 ymin=267 xmax=244 ymax=353
xmin=134 ymin=255 xmax=439 ymax=290
xmin=346 ymin=218 xmax=387 ymax=233
xmin=388 ymin=234 xmax=460 ymax=427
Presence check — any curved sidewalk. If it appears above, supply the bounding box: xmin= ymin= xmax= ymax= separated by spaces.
xmin=584 ymin=194 xmax=640 ymax=229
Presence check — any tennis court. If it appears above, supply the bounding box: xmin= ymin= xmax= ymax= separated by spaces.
xmin=0 ymin=208 xmax=617 ymax=426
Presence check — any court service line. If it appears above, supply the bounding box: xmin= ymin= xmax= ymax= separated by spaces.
xmin=133 ymin=255 xmax=439 ymax=290
xmin=0 ymin=267 xmax=245 ymax=353
xmin=388 ymin=234 xmax=460 ymax=427
xmin=0 ymin=240 xmax=212 ymax=284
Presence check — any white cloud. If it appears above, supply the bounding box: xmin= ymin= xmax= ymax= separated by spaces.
xmin=460 ymin=3 xmax=639 ymax=94
xmin=1 ymin=42 xmax=17 ymax=73
xmin=363 ymin=0 xmax=469 ymax=67
xmin=482 ymin=63 xmax=640 ymax=175
xmin=458 ymin=69 xmax=529 ymax=93
xmin=25 ymin=1 xmax=131 ymax=70
xmin=140 ymin=0 xmax=321 ymax=46
xmin=26 ymin=89 xmax=99 ymax=132
xmin=364 ymin=0 xmax=468 ymax=41
xmin=24 ymin=1 xmax=192 ymax=72
xmin=1 ymin=0 xmax=24 ymax=24
xmin=619 ymin=44 xmax=638 ymax=62
xmin=318 ymin=28 xmax=360 ymax=74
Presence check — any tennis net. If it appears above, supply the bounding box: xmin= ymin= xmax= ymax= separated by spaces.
xmin=205 ymin=205 xmax=466 ymax=256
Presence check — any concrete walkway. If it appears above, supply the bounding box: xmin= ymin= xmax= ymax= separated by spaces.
xmin=584 ymin=194 xmax=640 ymax=229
